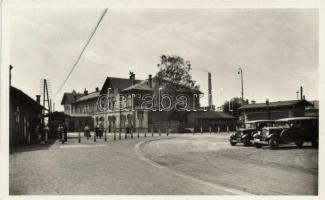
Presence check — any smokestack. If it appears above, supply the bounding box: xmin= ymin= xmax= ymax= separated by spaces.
xmin=300 ymin=86 xmax=303 ymax=100
xmin=266 ymin=99 xmax=269 ymax=105
xmin=148 ymin=74 xmax=152 ymax=88
xmin=84 ymin=88 xmax=88 ymax=95
xmin=132 ymin=73 xmax=135 ymax=85
xmin=129 ymin=72 xmax=135 ymax=85
xmin=36 ymin=95 xmax=41 ymax=104
xmin=208 ymin=72 xmax=212 ymax=110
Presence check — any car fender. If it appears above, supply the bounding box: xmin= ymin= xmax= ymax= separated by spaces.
xmin=230 ymin=134 xmax=236 ymax=140
xmin=242 ymin=134 xmax=249 ymax=139
xmin=252 ymin=131 xmax=260 ymax=138
xmin=266 ymin=134 xmax=276 ymax=140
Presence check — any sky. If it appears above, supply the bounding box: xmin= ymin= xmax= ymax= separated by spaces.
xmin=9 ymin=8 xmax=318 ymax=111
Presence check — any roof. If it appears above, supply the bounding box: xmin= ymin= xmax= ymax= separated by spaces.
xmin=198 ymin=111 xmax=235 ymax=119
xmin=159 ymin=79 xmax=202 ymax=94
xmin=239 ymin=100 xmax=312 ymax=110
xmin=122 ymin=78 xmax=202 ymax=94
xmin=100 ymin=77 xmax=142 ymax=95
xmin=122 ymin=80 xmax=154 ymax=92
xmin=61 ymin=92 xmax=84 ymax=105
xmin=308 ymin=100 xmax=319 ymax=109
xmin=275 ymin=116 xmax=318 ymax=122
xmin=245 ymin=120 xmax=274 ymax=124
xmin=10 ymin=86 xmax=46 ymax=110
xmin=76 ymin=91 xmax=100 ymax=102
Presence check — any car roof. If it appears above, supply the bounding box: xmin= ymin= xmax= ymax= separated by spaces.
xmin=245 ymin=120 xmax=275 ymax=124
xmin=263 ymin=126 xmax=282 ymax=130
xmin=237 ymin=128 xmax=255 ymax=131
xmin=275 ymin=117 xmax=318 ymax=122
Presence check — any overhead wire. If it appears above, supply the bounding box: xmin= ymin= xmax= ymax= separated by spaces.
xmin=53 ymin=8 xmax=108 ymax=98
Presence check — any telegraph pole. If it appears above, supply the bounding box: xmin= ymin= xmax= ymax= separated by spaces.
xmin=238 ymin=68 xmax=244 ymax=104
xmin=9 ymin=65 xmax=13 ymax=148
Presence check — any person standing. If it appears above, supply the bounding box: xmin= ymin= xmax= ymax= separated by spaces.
xmin=63 ymin=123 xmax=68 ymax=142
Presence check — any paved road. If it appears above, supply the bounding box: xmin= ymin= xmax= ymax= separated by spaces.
xmin=140 ymin=135 xmax=318 ymax=195
xmin=9 ymin=133 xmax=318 ymax=195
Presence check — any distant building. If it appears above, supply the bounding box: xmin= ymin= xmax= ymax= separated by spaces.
xmin=10 ymin=86 xmax=44 ymax=146
xmin=61 ymin=73 xmax=202 ymax=132
xmin=197 ymin=111 xmax=237 ymax=132
xmin=238 ymin=99 xmax=313 ymax=122
xmin=305 ymin=100 xmax=319 ymax=117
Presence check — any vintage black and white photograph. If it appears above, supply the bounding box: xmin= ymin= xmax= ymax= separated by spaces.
xmin=0 ymin=1 xmax=322 ymax=198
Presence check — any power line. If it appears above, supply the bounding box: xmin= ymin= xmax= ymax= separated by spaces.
xmin=54 ymin=8 xmax=108 ymax=98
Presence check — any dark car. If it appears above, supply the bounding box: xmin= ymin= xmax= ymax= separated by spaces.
xmin=253 ymin=117 xmax=319 ymax=149
xmin=230 ymin=120 xmax=275 ymax=146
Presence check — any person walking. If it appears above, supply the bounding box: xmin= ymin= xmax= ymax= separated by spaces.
xmin=84 ymin=125 xmax=90 ymax=139
xmin=63 ymin=123 xmax=68 ymax=142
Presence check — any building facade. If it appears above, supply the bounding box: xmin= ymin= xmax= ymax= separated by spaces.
xmin=10 ymin=86 xmax=44 ymax=146
xmin=238 ymin=99 xmax=313 ymax=122
xmin=61 ymin=73 xmax=205 ymax=132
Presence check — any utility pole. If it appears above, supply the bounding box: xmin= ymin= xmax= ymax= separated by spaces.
xmin=9 ymin=65 xmax=13 ymax=86
xmin=9 ymin=65 xmax=13 ymax=148
xmin=238 ymin=67 xmax=244 ymax=105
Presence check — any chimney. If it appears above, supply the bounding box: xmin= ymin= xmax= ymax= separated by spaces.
xmin=148 ymin=74 xmax=152 ymax=88
xmin=208 ymin=72 xmax=212 ymax=110
xmin=132 ymin=74 xmax=135 ymax=85
xmin=129 ymin=72 xmax=135 ymax=85
xmin=36 ymin=95 xmax=41 ymax=104
xmin=266 ymin=99 xmax=269 ymax=105
xmin=300 ymin=86 xmax=303 ymax=100
xmin=84 ymin=88 xmax=88 ymax=95
xmin=96 ymin=87 xmax=99 ymax=92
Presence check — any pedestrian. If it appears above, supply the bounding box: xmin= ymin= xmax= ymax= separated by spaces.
xmin=35 ymin=124 xmax=41 ymax=143
xmin=95 ymin=124 xmax=99 ymax=139
xmin=99 ymin=123 xmax=104 ymax=138
xmin=44 ymin=124 xmax=49 ymax=142
xmin=57 ymin=124 xmax=63 ymax=142
xmin=84 ymin=125 xmax=90 ymax=139
xmin=63 ymin=123 xmax=68 ymax=142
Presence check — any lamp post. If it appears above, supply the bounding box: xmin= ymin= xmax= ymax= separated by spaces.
xmin=238 ymin=68 xmax=244 ymax=105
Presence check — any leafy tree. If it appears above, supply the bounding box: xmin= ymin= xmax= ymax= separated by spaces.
xmin=222 ymin=97 xmax=248 ymax=118
xmin=154 ymin=55 xmax=199 ymax=92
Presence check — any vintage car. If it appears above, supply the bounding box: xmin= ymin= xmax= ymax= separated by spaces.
xmin=253 ymin=117 xmax=319 ymax=149
xmin=229 ymin=120 xmax=275 ymax=146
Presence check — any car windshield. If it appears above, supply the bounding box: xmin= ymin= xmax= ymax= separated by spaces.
xmin=245 ymin=123 xmax=256 ymax=129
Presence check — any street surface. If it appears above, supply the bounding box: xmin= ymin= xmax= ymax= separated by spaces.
xmin=10 ymin=133 xmax=318 ymax=195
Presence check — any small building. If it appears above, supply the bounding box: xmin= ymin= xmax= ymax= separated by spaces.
xmin=197 ymin=111 xmax=237 ymax=132
xmin=10 ymin=86 xmax=44 ymax=147
xmin=238 ymin=99 xmax=313 ymax=122
xmin=305 ymin=100 xmax=319 ymax=117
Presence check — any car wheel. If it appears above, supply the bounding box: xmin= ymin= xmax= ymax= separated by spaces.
xmin=243 ymin=139 xmax=250 ymax=146
xmin=312 ymin=140 xmax=318 ymax=148
xmin=255 ymin=143 xmax=262 ymax=149
xmin=230 ymin=141 xmax=237 ymax=146
xmin=295 ymin=142 xmax=304 ymax=147
xmin=269 ymin=137 xmax=279 ymax=150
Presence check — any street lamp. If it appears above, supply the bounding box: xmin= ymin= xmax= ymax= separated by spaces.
xmin=238 ymin=67 xmax=244 ymax=105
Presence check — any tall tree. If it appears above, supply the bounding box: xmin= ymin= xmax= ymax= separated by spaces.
xmin=154 ymin=55 xmax=199 ymax=92
xmin=222 ymin=97 xmax=248 ymax=118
